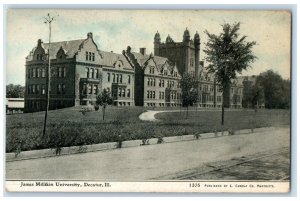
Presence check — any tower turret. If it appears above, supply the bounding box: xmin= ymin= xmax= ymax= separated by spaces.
xmin=183 ymin=27 xmax=190 ymax=42
xmin=194 ymin=31 xmax=201 ymax=79
xmin=154 ymin=31 xmax=161 ymax=56
xmin=166 ymin=34 xmax=174 ymax=43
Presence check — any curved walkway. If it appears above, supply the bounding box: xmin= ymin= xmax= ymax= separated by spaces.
xmin=138 ymin=110 xmax=169 ymax=121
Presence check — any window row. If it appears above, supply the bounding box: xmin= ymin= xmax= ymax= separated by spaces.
xmin=57 ymin=67 xmax=66 ymax=78
xmin=146 ymin=91 xmax=156 ymax=99
xmin=27 ymin=68 xmax=46 ymax=79
xmin=57 ymin=84 xmax=66 ymax=95
xmin=118 ymin=88 xmax=131 ymax=98
xmin=27 ymin=84 xmax=46 ymax=95
xmin=170 ymin=91 xmax=180 ymax=100
xmin=82 ymin=83 xmax=99 ymax=95
xmin=86 ymin=68 xmax=100 ymax=79
xmin=86 ymin=51 xmax=95 ymax=61
xmin=147 ymin=78 xmax=180 ymax=88
xmin=107 ymin=73 xmax=131 ymax=84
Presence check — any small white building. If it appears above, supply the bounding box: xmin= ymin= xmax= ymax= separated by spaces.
xmin=6 ymin=98 xmax=24 ymax=114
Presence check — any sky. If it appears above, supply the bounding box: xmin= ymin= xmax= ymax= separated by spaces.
xmin=6 ymin=9 xmax=291 ymax=85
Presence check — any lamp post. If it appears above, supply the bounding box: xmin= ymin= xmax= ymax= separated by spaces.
xmin=42 ymin=13 xmax=58 ymax=136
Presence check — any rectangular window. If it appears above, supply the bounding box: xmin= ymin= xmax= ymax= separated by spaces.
xmin=147 ymin=91 xmax=149 ymax=99
xmin=122 ymin=88 xmax=125 ymax=97
xmin=28 ymin=85 xmax=31 ymax=94
xmin=90 ymin=68 xmax=94 ymax=78
xmin=62 ymin=84 xmax=66 ymax=94
xmin=58 ymin=67 xmax=62 ymax=78
xmin=162 ymin=92 xmax=164 ymax=99
xmin=86 ymin=52 xmax=89 ymax=61
xmin=57 ymin=84 xmax=61 ymax=94
xmin=94 ymin=85 xmax=97 ymax=95
xmin=89 ymin=52 xmax=92 ymax=61
xmin=89 ymin=84 xmax=93 ymax=94
xmin=36 ymin=68 xmax=40 ymax=78
xmin=128 ymin=75 xmax=131 ymax=84
xmin=127 ymin=89 xmax=130 ymax=97
xmin=33 ymin=68 xmax=36 ymax=78
xmin=92 ymin=53 xmax=95 ymax=61
xmin=162 ymin=80 xmax=165 ymax=87
xmin=96 ymin=69 xmax=99 ymax=79
xmin=42 ymin=68 xmax=45 ymax=78
xmin=36 ymin=85 xmax=40 ymax=94
xmin=113 ymin=73 xmax=115 ymax=83
xmin=153 ymin=91 xmax=155 ymax=99
xmin=116 ymin=74 xmax=119 ymax=83
xmin=42 ymin=85 xmax=45 ymax=95
xmin=118 ymin=88 xmax=122 ymax=97
xmin=32 ymin=85 xmax=36 ymax=94
xmin=120 ymin=74 xmax=123 ymax=83
xmin=63 ymin=67 xmax=66 ymax=78
xmin=153 ymin=78 xmax=156 ymax=87
xmin=147 ymin=78 xmax=150 ymax=86
xmin=108 ymin=73 xmax=111 ymax=82
xmin=150 ymin=91 xmax=152 ymax=99
xmin=86 ymin=68 xmax=89 ymax=78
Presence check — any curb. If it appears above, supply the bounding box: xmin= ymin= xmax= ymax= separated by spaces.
xmin=6 ymin=127 xmax=275 ymax=162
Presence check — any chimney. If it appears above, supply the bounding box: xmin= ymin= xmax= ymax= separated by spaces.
xmin=140 ymin=48 xmax=146 ymax=55
xmin=87 ymin=32 xmax=93 ymax=39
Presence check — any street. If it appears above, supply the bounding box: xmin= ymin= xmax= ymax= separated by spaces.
xmin=6 ymin=127 xmax=290 ymax=181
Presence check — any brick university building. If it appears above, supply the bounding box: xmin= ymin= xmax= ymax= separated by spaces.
xmin=24 ymin=29 xmax=243 ymax=112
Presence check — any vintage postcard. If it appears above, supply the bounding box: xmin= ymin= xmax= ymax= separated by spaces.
xmin=5 ymin=9 xmax=291 ymax=192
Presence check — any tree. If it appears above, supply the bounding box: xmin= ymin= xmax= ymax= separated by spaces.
xmin=180 ymin=73 xmax=198 ymax=119
xmin=6 ymin=84 xmax=25 ymax=98
xmin=96 ymin=89 xmax=113 ymax=120
xmin=256 ymin=70 xmax=290 ymax=109
xmin=203 ymin=22 xmax=257 ymax=125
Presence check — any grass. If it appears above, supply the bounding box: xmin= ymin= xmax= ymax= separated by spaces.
xmin=6 ymin=106 xmax=290 ymax=153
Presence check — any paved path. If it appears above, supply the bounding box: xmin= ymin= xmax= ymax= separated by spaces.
xmin=6 ymin=127 xmax=290 ymax=180
xmin=138 ymin=109 xmax=243 ymax=121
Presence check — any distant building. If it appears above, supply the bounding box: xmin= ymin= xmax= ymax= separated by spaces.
xmin=6 ymin=98 xmax=24 ymax=114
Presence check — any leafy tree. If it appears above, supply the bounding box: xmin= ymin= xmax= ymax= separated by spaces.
xmin=96 ymin=89 xmax=113 ymax=120
xmin=180 ymin=73 xmax=198 ymax=118
xmin=256 ymin=70 xmax=290 ymax=109
xmin=6 ymin=84 xmax=25 ymax=98
xmin=203 ymin=22 xmax=257 ymax=125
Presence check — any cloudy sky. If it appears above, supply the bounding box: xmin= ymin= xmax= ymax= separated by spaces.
xmin=6 ymin=9 xmax=291 ymax=85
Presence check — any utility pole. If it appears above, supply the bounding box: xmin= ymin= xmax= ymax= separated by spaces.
xmin=42 ymin=13 xmax=57 ymax=136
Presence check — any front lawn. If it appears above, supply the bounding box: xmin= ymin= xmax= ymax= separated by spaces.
xmin=6 ymin=106 xmax=290 ymax=153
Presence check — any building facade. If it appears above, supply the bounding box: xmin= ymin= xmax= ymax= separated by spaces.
xmin=25 ymin=30 xmax=245 ymax=112
xmin=123 ymin=47 xmax=181 ymax=107
xmin=25 ymin=33 xmax=135 ymax=112
xmin=153 ymin=29 xmax=244 ymax=109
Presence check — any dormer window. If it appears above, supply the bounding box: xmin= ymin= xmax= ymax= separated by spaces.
xmin=36 ymin=54 xmax=43 ymax=61
xmin=85 ymin=51 xmax=95 ymax=61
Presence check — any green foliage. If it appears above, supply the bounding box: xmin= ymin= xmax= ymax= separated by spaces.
xmin=6 ymin=84 xmax=25 ymax=98
xmin=256 ymin=70 xmax=290 ymax=109
xmin=203 ymin=22 xmax=257 ymax=89
xmin=203 ymin=22 xmax=257 ymax=125
xmin=96 ymin=89 xmax=113 ymax=108
xmin=96 ymin=89 xmax=113 ymax=120
xmin=180 ymin=73 xmax=198 ymax=107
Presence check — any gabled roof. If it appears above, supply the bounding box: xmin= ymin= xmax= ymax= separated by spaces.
xmin=27 ymin=39 xmax=86 ymax=60
xmin=100 ymin=51 xmax=133 ymax=69
xmin=42 ymin=39 xmax=85 ymax=59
